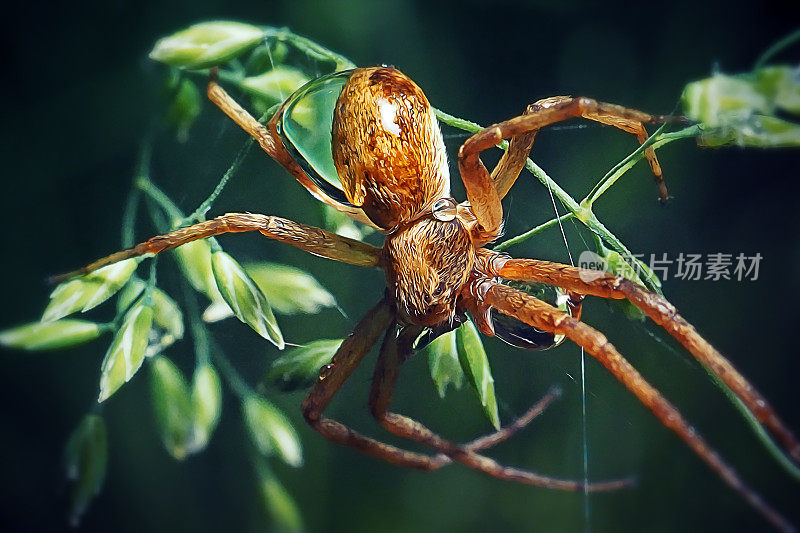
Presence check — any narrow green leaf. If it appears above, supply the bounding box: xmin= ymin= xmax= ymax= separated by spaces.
xmin=243 ymin=394 xmax=303 ymax=467
xmin=191 ymin=363 xmax=222 ymax=451
xmin=43 ymin=259 xmax=138 ymax=321
xmin=426 ymin=330 xmax=464 ymax=398
xmin=211 ymin=251 xmax=284 ymax=349
xmin=456 ymin=320 xmax=500 ymax=430
xmin=245 ymin=262 xmax=337 ymax=315
xmin=255 ymin=459 xmax=304 ymax=533
xmin=98 ymin=304 xmax=154 ymax=402
xmin=149 ymin=21 xmax=264 ymax=69
xmin=150 ymin=356 xmax=194 ymax=460
xmin=266 ymin=339 xmax=342 ymax=391
xmin=64 ymin=414 xmax=107 ymax=527
xmin=0 ymin=319 xmax=103 ymax=351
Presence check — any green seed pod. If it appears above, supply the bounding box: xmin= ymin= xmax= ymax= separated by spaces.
xmin=211 ymin=251 xmax=283 ymax=348
xmin=98 ymin=303 xmax=154 ymax=402
xmin=64 ymin=414 xmax=107 ymax=527
xmin=241 ymin=66 xmax=310 ymax=104
xmin=43 ymin=258 xmax=139 ymax=322
xmin=149 ymin=21 xmax=265 ymax=69
xmin=425 ymin=329 xmax=464 ymax=399
xmin=150 ymin=356 xmax=194 ymax=460
xmin=245 ymin=262 xmax=336 ymax=315
xmin=242 ymin=394 xmax=303 ymax=467
xmin=190 ymin=362 xmax=222 ymax=451
xmin=0 ymin=319 xmax=104 ymax=351
xmin=456 ymin=320 xmax=500 ymax=430
xmin=266 ymin=339 xmax=342 ymax=391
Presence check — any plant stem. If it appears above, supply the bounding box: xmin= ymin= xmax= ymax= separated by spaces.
xmin=212 ymin=345 xmax=252 ymax=398
xmin=494 ymin=213 xmax=575 ymax=252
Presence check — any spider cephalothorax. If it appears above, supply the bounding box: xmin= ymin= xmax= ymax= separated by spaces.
xmin=382 ymin=205 xmax=475 ymax=326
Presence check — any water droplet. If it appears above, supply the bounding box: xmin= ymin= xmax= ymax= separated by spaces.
xmin=431 ymin=198 xmax=457 ymax=222
xmin=318 ymin=363 xmax=334 ymax=381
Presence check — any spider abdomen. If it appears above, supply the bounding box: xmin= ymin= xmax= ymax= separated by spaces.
xmin=332 ymin=67 xmax=450 ymax=231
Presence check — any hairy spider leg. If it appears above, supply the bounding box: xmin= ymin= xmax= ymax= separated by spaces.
xmin=459 ymin=96 xmax=676 ymax=242
xmin=301 ymin=298 xmax=568 ymax=474
xmin=496 ymin=257 xmax=800 ymax=464
xmin=482 ymin=282 xmax=793 ymax=533
xmin=52 ymin=213 xmax=380 ymax=282
xmin=367 ymin=319 xmax=631 ymax=491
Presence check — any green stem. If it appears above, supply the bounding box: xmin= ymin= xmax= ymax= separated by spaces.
xmin=182 ymin=281 xmax=212 ymax=366
xmin=494 ymin=213 xmax=575 ymax=252
xmin=212 ymin=346 xmax=253 ymax=398
xmin=263 ymin=26 xmax=356 ymax=71
xmin=583 ymin=125 xmax=700 ymax=206
xmin=136 ymin=176 xmax=184 ymax=225
xmin=754 ymin=27 xmax=800 ymax=70
xmin=182 ymin=138 xmax=254 ymax=225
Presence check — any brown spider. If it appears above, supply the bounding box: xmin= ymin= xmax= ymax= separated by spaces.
xmin=59 ymin=66 xmax=798 ymax=531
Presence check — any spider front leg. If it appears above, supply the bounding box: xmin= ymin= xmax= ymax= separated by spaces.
xmin=368 ymin=319 xmax=631 ymax=491
xmin=53 ymin=213 xmax=380 ymax=282
xmin=458 ymin=97 xmax=673 ymax=242
xmin=482 ymin=281 xmax=793 ymax=532
xmin=300 ymin=298 xmax=452 ymax=471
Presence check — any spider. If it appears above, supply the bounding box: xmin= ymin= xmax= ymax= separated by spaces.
xmin=58 ymin=66 xmax=798 ymax=531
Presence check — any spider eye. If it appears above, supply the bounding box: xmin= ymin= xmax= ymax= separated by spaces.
xmin=277 ymin=70 xmax=354 ymax=205
xmin=432 ymin=282 xmax=446 ymax=297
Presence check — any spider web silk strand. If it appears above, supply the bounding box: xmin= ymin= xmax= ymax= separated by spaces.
xmin=542 ymin=171 xmax=591 ymax=531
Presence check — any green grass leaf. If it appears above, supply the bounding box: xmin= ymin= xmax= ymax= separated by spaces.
xmin=456 ymin=320 xmax=500 ymax=430
xmin=255 ymin=459 xmax=304 ymax=533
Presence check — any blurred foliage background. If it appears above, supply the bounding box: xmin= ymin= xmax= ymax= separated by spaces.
xmin=1 ymin=0 xmax=799 ymax=531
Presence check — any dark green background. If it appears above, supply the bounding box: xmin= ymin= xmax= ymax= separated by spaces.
xmin=2 ymin=1 xmax=799 ymax=532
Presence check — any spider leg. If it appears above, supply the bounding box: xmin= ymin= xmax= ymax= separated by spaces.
xmin=301 ymin=298 xmax=451 ymax=470
xmin=458 ymin=97 xmax=675 ymax=242
xmin=52 ymin=213 xmax=380 ymax=282
xmin=482 ymin=282 xmax=793 ymax=532
xmin=495 ymin=256 xmax=800 ymax=465
xmin=207 ymin=75 xmax=378 ymax=228
xmin=368 ymin=320 xmax=632 ymax=491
